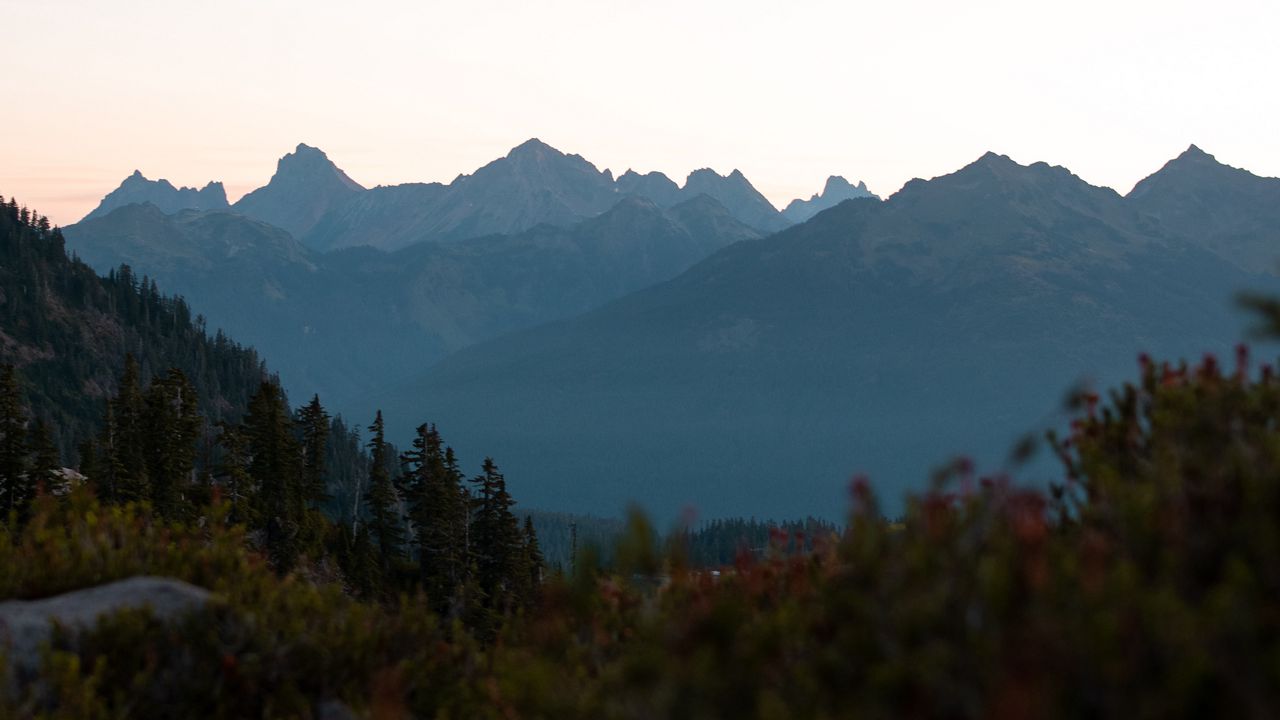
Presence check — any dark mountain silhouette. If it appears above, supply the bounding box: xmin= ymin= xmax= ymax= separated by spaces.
xmin=64 ymin=194 xmax=758 ymax=409
xmin=83 ymin=171 xmax=228 ymax=221
xmin=65 ymin=205 xmax=431 ymax=405
xmin=782 ymin=176 xmax=878 ymax=223
xmin=233 ymin=143 xmax=365 ymax=239
xmin=1127 ymin=144 xmax=1280 ymax=273
xmin=382 ymin=148 xmax=1280 ymax=521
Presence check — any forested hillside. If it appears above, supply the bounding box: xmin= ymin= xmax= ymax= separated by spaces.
xmin=0 ymin=195 xmax=265 ymax=458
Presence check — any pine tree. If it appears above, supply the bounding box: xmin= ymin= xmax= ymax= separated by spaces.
xmin=403 ymin=423 xmax=468 ymax=611
xmin=214 ymin=421 xmax=257 ymax=527
xmin=297 ymin=395 xmax=330 ymax=508
xmin=347 ymin=525 xmax=379 ymax=597
xmin=112 ymin=355 xmax=150 ymax=504
xmin=364 ymin=411 xmax=404 ymax=574
xmin=469 ymin=457 xmax=524 ymax=613
xmin=0 ymin=365 xmax=32 ymax=520
xmin=242 ymin=380 xmax=304 ymax=570
xmin=77 ymin=437 xmax=100 ymax=486
xmin=144 ymin=368 xmax=201 ymax=519
xmin=90 ymin=399 xmax=128 ymax=504
xmin=293 ymin=395 xmax=331 ymax=559
xmin=521 ymin=515 xmax=545 ymax=606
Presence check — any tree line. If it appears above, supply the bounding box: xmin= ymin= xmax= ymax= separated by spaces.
xmin=0 ymin=358 xmax=543 ymax=629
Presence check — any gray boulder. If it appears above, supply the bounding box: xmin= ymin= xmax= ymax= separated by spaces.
xmin=0 ymin=577 xmax=213 ymax=683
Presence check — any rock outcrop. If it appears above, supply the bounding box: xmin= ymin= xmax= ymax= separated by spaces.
xmin=0 ymin=577 xmax=213 ymax=684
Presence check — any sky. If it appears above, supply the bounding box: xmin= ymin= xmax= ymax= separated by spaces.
xmin=1 ymin=0 xmax=1277 ymax=227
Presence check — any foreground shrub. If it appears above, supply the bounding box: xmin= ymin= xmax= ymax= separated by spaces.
xmin=487 ymin=351 xmax=1280 ymax=718
xmin=0 ymin=495 xmax=485 ymax=718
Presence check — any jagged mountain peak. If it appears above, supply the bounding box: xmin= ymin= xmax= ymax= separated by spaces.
xmin=1125 ymin=144 xmax=1280 ymax=272
xmin=686 ymin=167 xmax=727 ymax=183
xmin=82 ymin=170 xmax=229 ymax=222
xmin=682 ymin=167 xmax=786 ymax=232
xmin=887 ymin=151 xmax=1126 ymax=234
xmin=1180 ymin=143 xmax=1210 ymax=159
xmin=823 ymin=175 xmax=868 ymax=194
xmin=615 ymin=169 xmax=683 ymax=207
xmin=1127 ymin=144 xmax=1245 ymax=200
xmin=508 ymin=137 xmax=560 ymax=158
xmin=269 ymin=143 xmax=363 ymax=189
xmin=914 ymin=151 xmax=1087 ymax=190
xmin=231 ymin=144 xmax=365 ymax=237
xmin=977 ymin=150 xmax=1013 ymax=164
xmin=466 ymin=138 xmax=607 ymax=180
xmin=781 ymin=175 xmax=878 ymax=224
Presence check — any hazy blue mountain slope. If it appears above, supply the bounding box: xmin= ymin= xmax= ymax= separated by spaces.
xmin=64 ymin=205 xmax=423 ymax=404
xmin=64 ymin=195 xmax=758 ymax=411
xmin=381 ymin=195 xmax=760 ymax=349
xmin=302 ymin=182 xmax=448 ymax=252
xmin=385 ymin=150 xmax=1280 ymax=521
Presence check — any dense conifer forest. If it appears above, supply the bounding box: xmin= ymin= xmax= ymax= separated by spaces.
xmin=0 ymin=194 xmax=265 ymax=459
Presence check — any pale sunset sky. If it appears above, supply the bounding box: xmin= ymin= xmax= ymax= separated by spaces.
xmin=1 ymin=0 xmax=1277 ymax=227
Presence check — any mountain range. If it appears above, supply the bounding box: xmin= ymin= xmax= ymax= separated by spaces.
xmin=63 ymin=141 xmax=1280 ymax=520
xmin=64 ymin=188 xmax=760 ymax=408
xmin=378 ymin=146 xmax=1280 ymax=520
xmin=84 ymin=139 xmax=822 ymax=254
